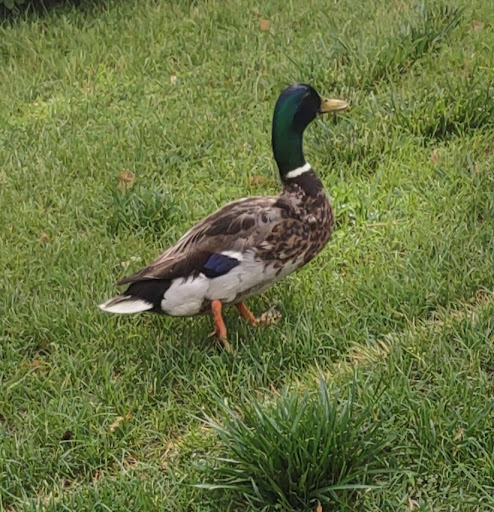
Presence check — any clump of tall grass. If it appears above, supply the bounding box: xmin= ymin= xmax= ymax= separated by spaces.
xmin=197 ymin=377 xmax=394 ymax=511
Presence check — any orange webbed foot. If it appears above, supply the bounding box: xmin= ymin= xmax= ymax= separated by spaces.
xmin=235 ymin=302 xmax=282 ymax=326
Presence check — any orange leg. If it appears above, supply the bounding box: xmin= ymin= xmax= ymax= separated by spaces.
xmin=211 ymin=300 xmax=232 ymax=352
xmin=235 ymin=302 xmax=282 ymax=326
xmin=235 ymin=302 xmax=257 ymax=325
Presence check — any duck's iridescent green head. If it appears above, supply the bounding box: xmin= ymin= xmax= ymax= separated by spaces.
xmin=271 ymin=83 xmax=348 ymax=180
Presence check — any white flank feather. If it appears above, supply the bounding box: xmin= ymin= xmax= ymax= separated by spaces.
xmin=161 ymin=275 xmax=209 ymax=316
xmin=98 ymin=295 xmax=153 ymax=314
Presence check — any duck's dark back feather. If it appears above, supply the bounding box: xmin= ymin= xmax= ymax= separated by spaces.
xmin=117 ymin=195 xmax=281 ymax=285
xmin=117 ymin=250 xmax=212 ymax=285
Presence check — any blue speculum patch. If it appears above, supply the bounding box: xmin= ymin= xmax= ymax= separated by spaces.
xmin=202 ymin=253 xmax=240 ymax=278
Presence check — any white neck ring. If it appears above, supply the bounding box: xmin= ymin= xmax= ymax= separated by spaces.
xmin=285 ymin=162 xmax=311 ymax=179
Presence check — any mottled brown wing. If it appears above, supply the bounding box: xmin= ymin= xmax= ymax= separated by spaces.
xmin=117 ymin=196 xmax=283 ymax=285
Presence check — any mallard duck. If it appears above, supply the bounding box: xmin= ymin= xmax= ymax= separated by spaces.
xmin=99 ymin=83 xmax=348 ymax=351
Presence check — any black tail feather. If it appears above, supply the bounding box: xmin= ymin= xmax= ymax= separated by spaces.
xmin=124 ymin=279 xmax=172 ymax=313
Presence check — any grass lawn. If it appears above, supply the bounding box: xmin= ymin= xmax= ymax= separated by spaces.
xmin=1 ymin=0 xmax=494 ymax=510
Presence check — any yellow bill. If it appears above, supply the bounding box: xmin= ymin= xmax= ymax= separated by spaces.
xmin=320 ymin=98 xmax=349 ymax=114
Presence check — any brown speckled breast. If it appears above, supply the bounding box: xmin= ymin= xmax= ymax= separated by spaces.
xmin=256 ymin=169 xmax=334 ymax=271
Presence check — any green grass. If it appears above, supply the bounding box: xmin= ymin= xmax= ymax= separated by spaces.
xmin=1 ymin=0 xmax=494 ymax=510
xmin=196 ymin=376 xmax=394 ymax=510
